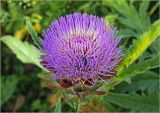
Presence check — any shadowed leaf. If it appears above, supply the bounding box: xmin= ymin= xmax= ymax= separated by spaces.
xmin=54 ymin=98 xmax=61 ymax=112
xmin=104 ymin=93 xmax=159 ymax=112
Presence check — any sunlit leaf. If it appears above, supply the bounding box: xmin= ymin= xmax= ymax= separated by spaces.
xmin=107 ymin=54 xmax=159 ymax=89
xmin=119 ymin=54 xmax=160 ymax=78
xmin=117 ymin=20 xmax=160 ymax=76
xmin=1 ymin=36 xmax=43 ymax=69
xmin=105 ymin=14 xmax=118 ymax=24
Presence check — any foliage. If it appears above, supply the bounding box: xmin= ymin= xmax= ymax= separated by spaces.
xmin=104 ymin=93 xmax=159 ymax=112
xmin=26 ymin=19 xmax=41 ymax=48
xmin=54 ymin=98 xmax=61 ymax=113
xmin=103 ymin=0 xmax=151 ymax=36
xmin=1 ymin=36 xmax=42 ymax=69
xmin=115 ymin=71 xmax=159 ymax=94
xmin=117 ymin=20 xmax=160 ymax=76
xmin=119 ymin=54 xmax=160 ymax=79
xmin=1 ymin=76 xmax=19 ymax=106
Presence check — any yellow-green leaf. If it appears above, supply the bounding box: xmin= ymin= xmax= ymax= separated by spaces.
xmin=1 ymin=36 xmax=42 ymax=69
xmin=117 ymin=20 xmax=160 ymax=76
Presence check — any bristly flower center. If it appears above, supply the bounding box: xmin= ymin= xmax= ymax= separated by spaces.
xmin=40 ymin=13 xmax=123 ymax=84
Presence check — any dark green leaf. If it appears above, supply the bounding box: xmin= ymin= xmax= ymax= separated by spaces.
xmin=103 ymin=0 xmax=151 ymax=33
xmin=139 ymin=0 xmax=150 ymax=29
xmin=104 ymin=93 xmax=159 ymax=112
xmin=149 ymin=38 xmax=160 ymax=53
xmin=116 ymin=71 xmax=159 ymax=93
xmin=118 ymin=29 xmax=138 ymax=37
xmin=1 ymin=76 xmax=18 ymax=106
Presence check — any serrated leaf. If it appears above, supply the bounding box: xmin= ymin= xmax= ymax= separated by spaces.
xmin=138 ymin=51 xmax=152 ymax=62
xmin=1 ymin=76 xmax=18 ymax=106
xmin=26 ymin=19 xmax=41 ymax=48
xmin=115 ymin=71 xmax=159 ymax=93
xmin=118 ymin=29 xmax=138 ymax=37
xmin=139 ymin=0 xmax=150 ymax=30
xmin=100 ymin=98 xmax=116 ymax=112
xmin=103 ymin=0 xmax=151 ymax=33
xmin=117 ymin=20 xmax=160 ymax=76
xmin=119 ymin=54 xmax=160 ymax=79
xmin=1 ymin=36 xmax=43 ymax=69
xmin=54 ymin=98 xmax=61 ymax=113
xmin=109 ymin=54 xmax=160 ymax=89
xmin=139 ymin=0 xmax=149 ymax=14
xmin=104 ymin=93 xmax=159 ymax=112
xmin=149 ymin=38 xmax=160 ymax=53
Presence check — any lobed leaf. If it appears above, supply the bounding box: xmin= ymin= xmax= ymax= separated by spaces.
xmin=107 ymin=54 xmax=160 ymax=89
xmin=115 ymin=71 xmax=159 ymax=93
xmin=118 ymin=29 xmax=138 ymax=38
xmin=139 ymin=0 xmax=150 ymax=29
xmin=103 ymin=0 xmax=151 ymax=34
xmin=104 ymin=93 xmax=159 ymax=112
xmin=117 ymin=20 xmax=160 ymax=76
xmin=119 ymin=54 xmax=160 ymax=79
xmin=149 ymin=38 xmax=160 ymax=53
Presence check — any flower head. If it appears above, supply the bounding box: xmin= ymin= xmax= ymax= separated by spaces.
xmin=40 ymin=13 xmax=123 ymax=87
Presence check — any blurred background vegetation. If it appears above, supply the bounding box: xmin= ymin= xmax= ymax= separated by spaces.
xmin=1 ymin=0 xmax=159 ymax=112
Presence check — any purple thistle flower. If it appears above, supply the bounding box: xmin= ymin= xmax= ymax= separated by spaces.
xmin=40 ymin=13 xmax=123 ymax=86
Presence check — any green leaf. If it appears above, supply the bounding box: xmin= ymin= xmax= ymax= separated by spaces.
xmin=107 ymin=54 xmax=159 ymax=89
xmin=104 ymin=93 xmax=159 ymax=112
xmin=1 ymin=36 xmax=42 ymax=69
xmin=116 ymin=71 xmax=159 ymax=93
xmin=117 ymin=20 xmax=160 ymax=76
xmin=103 ymin=0 xmax=150 ymax=33
xmin=119 ymin=54 xmax=160 ymax=79
xmin=149 ymin=38 xmax=160 ymax=53
xmin=93 ymin=95 xmax=116 ymax=112
xmin=31 ymin=99 xmax=48 ymax=111
xmin=1 ymin=76 xmax=18 ymax=106
xmin=105 ymin=14 xmax=118 ymax=24
xmin=149 ymin=1 xmax=159 ymax=16
xmin=139 ymin=0 xmax=150 ymax=30
xmin=26 ymin=19 xmax=41 ymax=48
xmin=139 ymin=0 xmax=149 ymax=17
xmin=118 ymin=29 xmax=138 ymax=37
xmin=54 ymin=98 xmax=61 ymax=113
